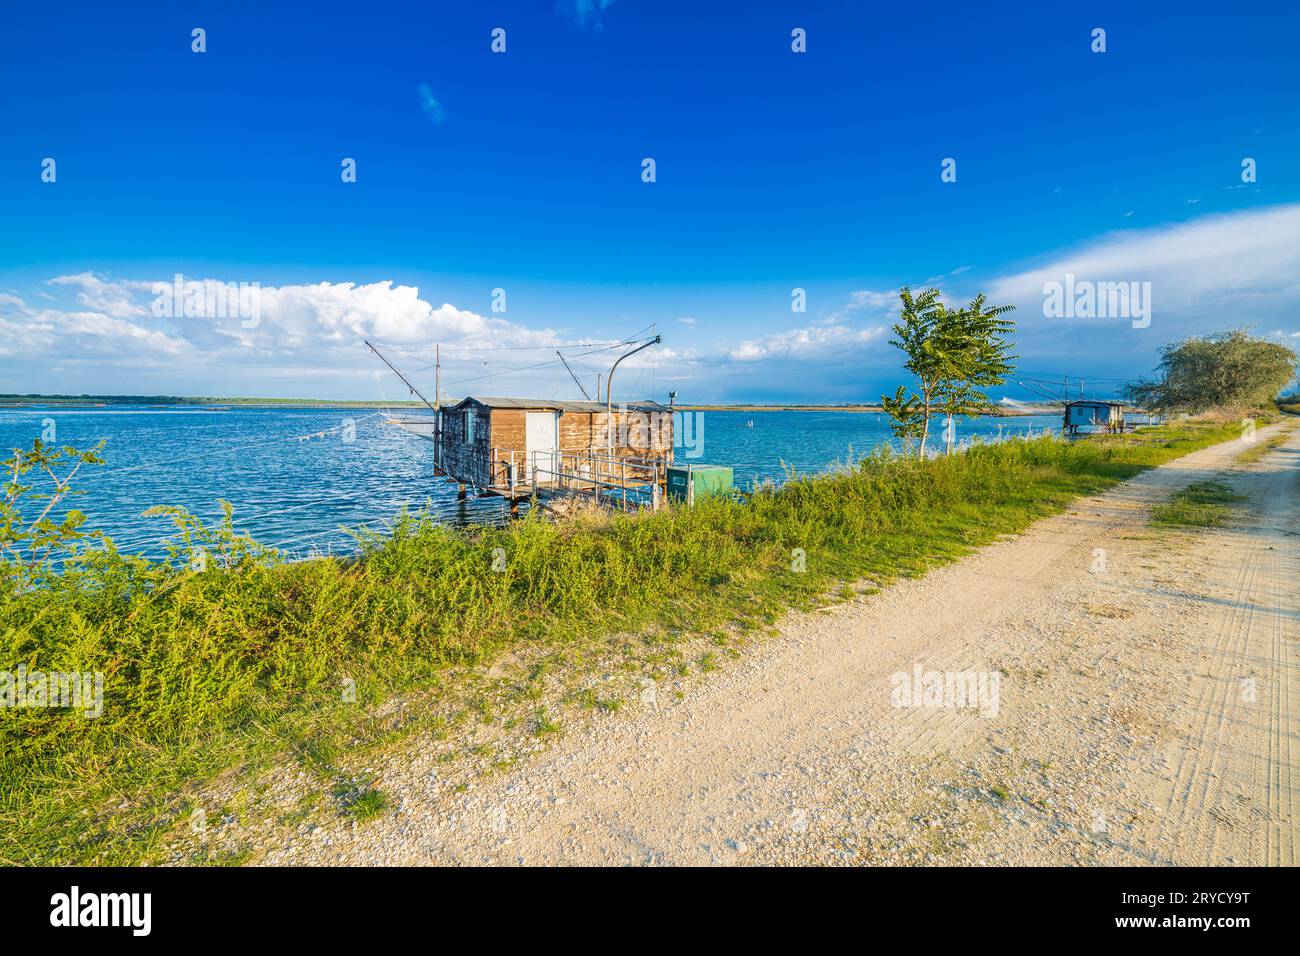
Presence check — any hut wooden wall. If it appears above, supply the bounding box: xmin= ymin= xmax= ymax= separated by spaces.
xmin=560 ymin=410 xmax=674 ymax=460
xmin=559 ymin=412 xmax=599 ymax=452
xmin=490 ymin=409 xmax=526 ymax=450
xmin=437 ymin=403 xmax=493 ymax=486
xmin=488 ymin=409 xmax=527 ymax=487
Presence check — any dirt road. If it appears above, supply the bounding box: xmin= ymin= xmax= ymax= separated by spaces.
xmin=275 ymin=422 xmax=1298 ymax=866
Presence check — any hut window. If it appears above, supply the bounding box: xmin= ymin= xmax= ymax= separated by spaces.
xmin=464 ymin=410 xmax=475 ymax=444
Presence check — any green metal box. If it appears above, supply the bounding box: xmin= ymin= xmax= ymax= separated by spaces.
xmin=666 ymin=464 xmax=733 ymax=503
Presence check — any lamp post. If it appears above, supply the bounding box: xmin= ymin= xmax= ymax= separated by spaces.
xmin=605 ymin=335 xmax=661 ymax=455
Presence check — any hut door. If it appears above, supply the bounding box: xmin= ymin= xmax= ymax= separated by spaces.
xmin=526 ymin=411 xmax=558 ymax=475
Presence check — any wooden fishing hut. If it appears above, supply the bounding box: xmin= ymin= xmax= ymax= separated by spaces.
xmin=432 ymin=396 xmax=674 ymax=511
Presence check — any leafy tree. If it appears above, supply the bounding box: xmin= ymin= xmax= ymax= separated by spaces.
xmin=1126 ymin=329 xmax=1298 ymax=414
xmin=881 ymin=288 xmax=1017 ymax=456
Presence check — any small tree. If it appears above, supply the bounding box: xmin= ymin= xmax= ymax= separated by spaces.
xmin=881 ymin=288 xmax=1016 ymax=457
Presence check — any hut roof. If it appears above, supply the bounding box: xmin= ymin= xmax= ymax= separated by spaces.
xmin=447 ymin=396 xmax=670 ymax=413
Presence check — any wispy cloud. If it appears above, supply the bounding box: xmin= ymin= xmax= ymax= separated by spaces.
xmin=557 ymin=0 xmax=615 ymax=29
xmin=47 ymin=272 xmax=154 ymax=319
xmin=729 ymin=322 xmax=886 ymax=362
xmin=920 ymin=264 xmax=974 ymax=285
xmin=822 ymin=289 xmax=898 ymax=325
xmin=416 ymin=84 xmax=444 ymax=125
xmin=983 ymin=201 xmax=1300 ymax=361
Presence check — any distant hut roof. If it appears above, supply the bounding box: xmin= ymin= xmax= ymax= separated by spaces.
xmin=446 ymin=396 xmax=670 ymax=413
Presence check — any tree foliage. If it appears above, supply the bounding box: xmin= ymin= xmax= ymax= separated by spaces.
xmin=1 ymin=439 xmax=107 ymax=592
xmin=880 ymin=288 xmax=1017 ymax=455
xmin=1125 ymin=329 xmax=1298 ymax=414
xmin=879 ymin=385 xmax=926 ymax=446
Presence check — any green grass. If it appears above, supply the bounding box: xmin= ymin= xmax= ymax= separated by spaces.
xmin=337 ymin=784 xmax=388 ymax=823
xmin=531 ymin=709 xmax=562 ymax=737
xmin=1237 ymin=428 xmax=1289 ymax=464
xmin=0 ymin=417 xmax=1252 ymax=864
xmin=1151 ymin=480 xmax=1244 ymax=528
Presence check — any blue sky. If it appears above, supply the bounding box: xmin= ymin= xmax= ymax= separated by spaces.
xmin=2 ymin=0 xmax=1298 ymax=403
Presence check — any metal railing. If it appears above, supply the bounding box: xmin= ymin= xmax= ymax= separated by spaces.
xmin=438 ymin=443 xmax=671 ymax=511
xmin=520 ymin=448 xmax=670 ymax=512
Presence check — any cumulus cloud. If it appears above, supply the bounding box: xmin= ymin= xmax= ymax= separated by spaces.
xmin=0 ymin=275 xmax=560 ymax=382
xmin=0 ymin=297 xmax=190 ymax=361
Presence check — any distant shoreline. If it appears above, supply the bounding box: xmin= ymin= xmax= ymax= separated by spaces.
xmin=1 ymin=395 xmax=1060 ymax=417
xmin=676 ymin=404 xmax=1058 ymax=417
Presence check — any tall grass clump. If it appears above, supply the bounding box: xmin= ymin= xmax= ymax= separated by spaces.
xmin=0 ymin=417 xmax=1247 ymax=862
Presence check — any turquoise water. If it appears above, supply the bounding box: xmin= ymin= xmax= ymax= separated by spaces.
xmin=0 ymin=405 xmax=1061 ymax=559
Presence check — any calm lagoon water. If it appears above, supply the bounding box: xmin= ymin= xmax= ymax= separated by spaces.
xmin=0 ymin=405 xmax=1061 ymax=560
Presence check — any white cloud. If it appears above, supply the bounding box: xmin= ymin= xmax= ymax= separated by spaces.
xmin=730 ymin=322 xmax=886 ymax=362
xmin=987 ymin=203 xmax=1300 ymax=337
xmin=820 ymin=288 xmax=898 ymax=325
xmin=920 ymin=265 xmax=973 ymax=285
xmin=0 ymin=277 xmax=560 ymax=373
xmin=0 ymin=297 xmax=190 ymax=360
xmin=48 ymin=272 xmax=154 ymax=319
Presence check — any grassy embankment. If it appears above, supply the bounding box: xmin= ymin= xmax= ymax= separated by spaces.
xmin=0 ymin=417 xmax=1261 ymax=864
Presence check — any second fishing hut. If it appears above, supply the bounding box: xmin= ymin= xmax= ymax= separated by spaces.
xmin=1062 ymin=399 xmax=1125 ymax=435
